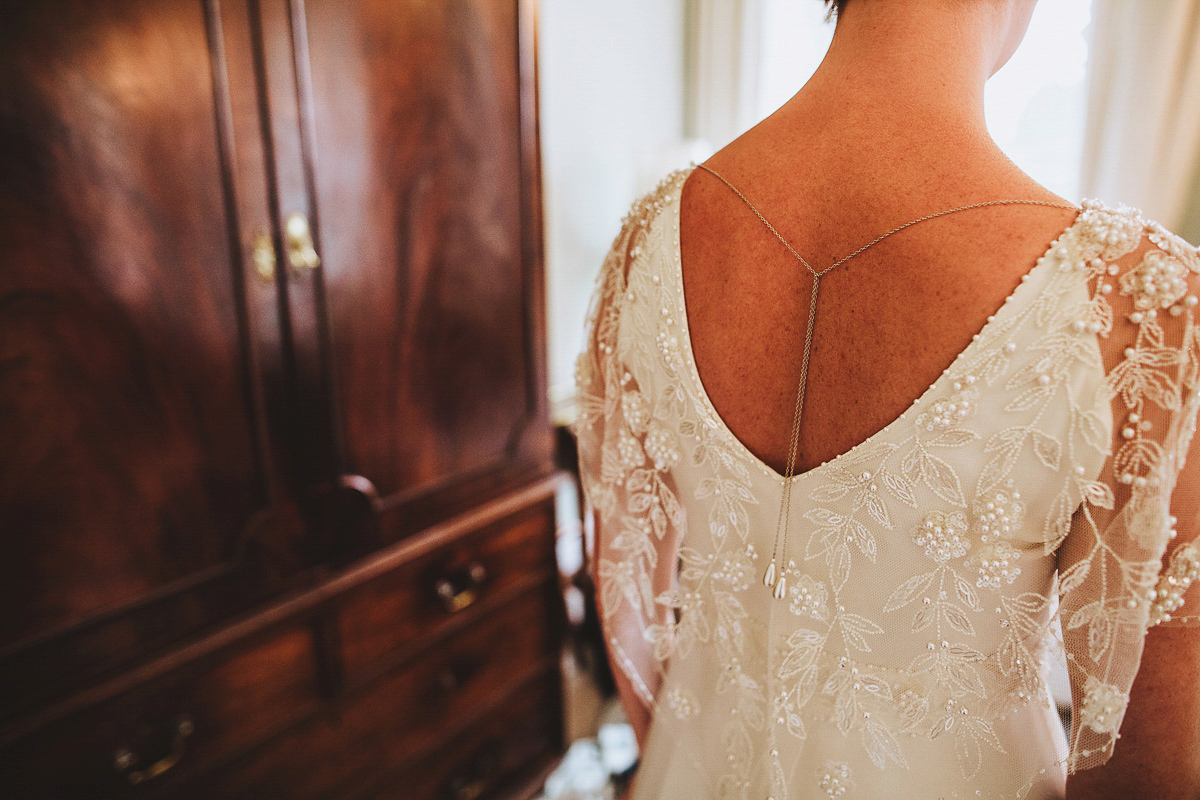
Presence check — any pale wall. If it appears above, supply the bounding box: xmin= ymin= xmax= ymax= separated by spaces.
xmin=539 ymin=0 xmax=688 ymax=420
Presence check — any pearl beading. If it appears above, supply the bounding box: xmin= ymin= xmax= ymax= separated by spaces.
xmin=818 ymin=762 xmax=854 ymax=798
xmin=917 ymin=386 xmax=979 ymax=433
xmin=913 ymin=511 xmax=970 ymax=562
xmin=1119 ymin=249 xmax=1190 ymax=310
xmin=1148 ymin=541 xmax=1200 ymax=625
xmin=1080 ymin=676 xmax=1128 ymax=735
xmin=970 ymin=541 xmax=1022 ymax=589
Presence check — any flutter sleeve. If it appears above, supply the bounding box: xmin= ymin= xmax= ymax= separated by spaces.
xmin=571 ymin=182 xmax=689 ymax=747
xmin=1055 ymin=203 xmax=1200 ymax=773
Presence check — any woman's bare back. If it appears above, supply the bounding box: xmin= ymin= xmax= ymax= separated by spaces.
xmin=680 ymin=126 xmax=1079 ymax=476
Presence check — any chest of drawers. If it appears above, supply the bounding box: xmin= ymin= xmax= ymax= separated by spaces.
xmin=0 ymin=478 xmax=565 ymax=799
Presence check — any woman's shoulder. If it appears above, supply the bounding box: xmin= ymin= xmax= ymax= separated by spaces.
xmin=576 ymin=169 xmax=695 ymax=414
xmin=1051 ymin=198 xmax=1200 ymax=377
xmin=608 ymin=168 xmax=693 ymax=253
xmin=587 ymin=167 xmax=694 ymax=309
xmin=1073 ymin=199 xmax=1199 ymax=265
xmin=1065 ymin=199 xmax=1200 ymax=356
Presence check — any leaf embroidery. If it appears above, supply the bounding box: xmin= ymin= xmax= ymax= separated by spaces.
xmin=577 ymin=184 xmax=1200 ymax=788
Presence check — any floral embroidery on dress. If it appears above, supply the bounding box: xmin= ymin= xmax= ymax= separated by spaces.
xmin=818 ymin=761 xmax=855 ymax=798
xmin=1079 ymin=677 xmax=1128 ymax=735
xmin=786 ymin=571 xmax=830 ymax=621
xmin=967 ymin=541 xmax=1022 ymax=589
xmin=916 ymin=386 xmax=980 ymax=434
xmin=643 ymin=421 xmax=681 ymax=470
xmin=1119 ymin=249 xmax=1190 ymax=311
xmin=622 ymin=388 xmax=649 ymax=432
xmin=1148 ymin=541 xmax=1200 ymax=624
xmin=972 ymin=485 xmax=1025 ymax=542
xmin=575 ymin=175 xmax=1200 ymax=797
xmin=912 ymin=511 xmax=970 ymax=562
xmin=616 ymin=428 xmax=645 ymax=471
xmin=666 ymin=685 xmax=700 ymax=719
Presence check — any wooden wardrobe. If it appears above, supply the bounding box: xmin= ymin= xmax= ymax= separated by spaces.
xmin=0 ymin=0 xmax=563 ymax=797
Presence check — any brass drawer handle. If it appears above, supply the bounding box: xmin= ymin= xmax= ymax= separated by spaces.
xmin=443 ymin=745 xmax=500 ymax=800
xmin=112 ymin=715 xmax=194 ymax=785
xmin=435 ymin=561 xmax=488 ymax=613
xmin=452 ymin=777 xmax=486 ymax=800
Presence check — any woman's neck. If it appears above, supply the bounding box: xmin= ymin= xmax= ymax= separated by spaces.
xmin=777 ymin=0 xmax=1025 ymax=149
xmin=715 ymin=0 xmax=1059 ymax=215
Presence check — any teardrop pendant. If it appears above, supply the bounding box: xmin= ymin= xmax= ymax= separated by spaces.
xmin=763 ymin=560 xmax=776 ymax=587
xmin=773 ymin=575 xmax=788 ymax=600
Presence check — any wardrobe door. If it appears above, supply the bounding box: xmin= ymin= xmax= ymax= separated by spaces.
xmin=282 ymin=0 xmax=552 ymax=549
xmin=0 ymin=0 xmax=297 ymax=720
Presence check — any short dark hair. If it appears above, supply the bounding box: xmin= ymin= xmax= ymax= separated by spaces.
xmin=823 ymin=0 xmax=847 ymax=18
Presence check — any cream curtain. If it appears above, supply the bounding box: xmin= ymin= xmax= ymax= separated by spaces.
xmin=683 ymin=0 xmax=763 ymax=149
xmin=1080 ymin=0 xmax=1200 ymax=229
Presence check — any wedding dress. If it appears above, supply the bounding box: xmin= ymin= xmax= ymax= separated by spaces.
xmin=573 ymin=168 xmax=1200 ymax=799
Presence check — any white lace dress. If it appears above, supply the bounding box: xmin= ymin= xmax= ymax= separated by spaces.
xmin=573 ymin=168 xmax=1200 ymax=800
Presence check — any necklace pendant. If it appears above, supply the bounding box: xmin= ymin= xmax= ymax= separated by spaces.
xmin=773 ymin=574 xmax=788 ymax=600
xmin=763 ymin=560 xmax=776 ymax=587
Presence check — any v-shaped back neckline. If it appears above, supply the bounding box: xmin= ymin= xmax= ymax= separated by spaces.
xmin=671 ymin=166 xmax=1087 ymax=487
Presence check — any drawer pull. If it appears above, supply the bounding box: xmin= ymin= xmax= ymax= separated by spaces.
xmin=442 ymin=746 xmax=500 ymax=800
xmin=451 ymin=777 xmax=486 ymax=800
xmin=437 ymin=668 xmax=461 ymax=692
xmin=113 ymin=715 xmax=194 ymax=785
xmin=435 ymin=561 xmax=488 ymax=613
xmin=435 ymin=657 xmax=482 ymax=693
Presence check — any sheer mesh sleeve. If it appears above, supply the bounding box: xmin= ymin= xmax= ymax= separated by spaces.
xmin=1056 ymin=202 xmax=1200 ymax=773
xmin=572 ymin=178 xmax=689 ymax=746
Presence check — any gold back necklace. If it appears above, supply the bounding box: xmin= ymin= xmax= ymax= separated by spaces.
xmin=693 ymin=162 xmax=1079 ymax=600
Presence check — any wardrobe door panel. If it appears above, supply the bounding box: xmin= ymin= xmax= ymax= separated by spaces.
xmin=298 ymin=0 xmax=550 ymax=542
xmin=0 ymin=0 xmax=286 ymax=714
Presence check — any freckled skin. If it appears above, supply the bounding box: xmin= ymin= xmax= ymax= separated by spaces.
xmin=681 ymin=165 xmax=1075 ymax=476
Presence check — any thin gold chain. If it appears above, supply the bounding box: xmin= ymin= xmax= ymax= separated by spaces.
xmin=693 ymin=163 xmax=1079 ymax=599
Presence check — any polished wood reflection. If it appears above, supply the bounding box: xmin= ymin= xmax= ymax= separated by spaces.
xmin=0 ymin=0 xmax=280 ymax=713
xmin=0 ymin=0 xmax=560 ymax=796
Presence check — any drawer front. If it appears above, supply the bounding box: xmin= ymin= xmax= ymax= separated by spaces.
xmin=187 ymin=586 xmax=560 ymax=799
xmin=357 ymin=670 xmax=561 ymax=800
xmin=338 ymin=498 xmax=556 ymax=680
xmin=0 ymin=621 xmax=320 ymax=799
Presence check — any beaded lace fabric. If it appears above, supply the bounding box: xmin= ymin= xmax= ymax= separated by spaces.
xmin=573 ymin=168 xmax=1200 ymax=799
